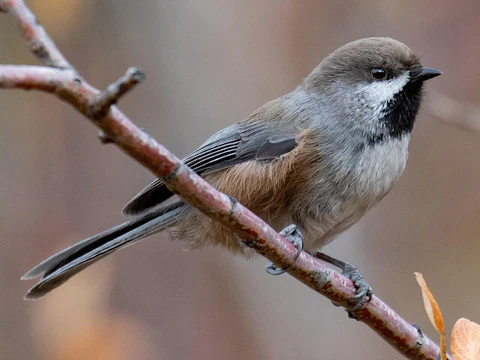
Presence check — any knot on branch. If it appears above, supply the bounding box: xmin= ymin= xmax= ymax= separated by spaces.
xmin=97 ymin=130 xmax=114 ymax=144
xmin=88 ymin=67 xmax=145 ymax=122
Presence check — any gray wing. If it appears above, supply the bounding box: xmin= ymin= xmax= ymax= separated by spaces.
xmin=122 ymin=121 xmax=298 ymax=217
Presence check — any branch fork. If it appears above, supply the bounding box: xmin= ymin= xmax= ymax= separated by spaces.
xmin=88 ymin=67 xmax=145 ymax=121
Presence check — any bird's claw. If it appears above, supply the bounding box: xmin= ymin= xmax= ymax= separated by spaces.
xmin=314 ymin=252 xmax=374 ymax=312
xmin=265 ymin=224 xmax=303 ymax=275
xmin=342 ymin=262 xmax=373 ymax=312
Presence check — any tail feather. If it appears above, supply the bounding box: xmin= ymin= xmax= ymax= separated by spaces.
xmin=22 ymin=202 xmax=185 ymax=300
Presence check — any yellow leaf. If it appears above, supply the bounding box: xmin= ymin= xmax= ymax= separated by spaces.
xmin=415 ymin=272 xmax=447 ymax=360
xmin=451 ymin=318 xmax=480 ymax=360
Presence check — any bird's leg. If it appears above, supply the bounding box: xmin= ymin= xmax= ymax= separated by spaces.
xmin=265 ymin=224 xmax=303 ymax=275
xmin=314 ymin=252 xmax=373 ymax=312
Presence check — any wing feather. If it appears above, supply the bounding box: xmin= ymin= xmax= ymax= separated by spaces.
xmin=123 ymin=120 xmax=301 ymax=217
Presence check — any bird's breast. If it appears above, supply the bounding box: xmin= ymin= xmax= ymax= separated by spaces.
xmin=351 ymin=135 xmax=409 ymax=199
xmin=298 ymin=134 xmax=410 ymax=251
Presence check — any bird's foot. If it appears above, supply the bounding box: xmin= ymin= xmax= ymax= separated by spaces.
xmin=342 ymin=262 xmax=373 ymax=312
xmin=314 ymin=253 xmax=373 ymax=312
xmin=265 ymin=224 xmax=303 ymax=275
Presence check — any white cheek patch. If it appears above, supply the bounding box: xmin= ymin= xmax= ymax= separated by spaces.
xmin=355 ymin=72 xmax=410 ymax=116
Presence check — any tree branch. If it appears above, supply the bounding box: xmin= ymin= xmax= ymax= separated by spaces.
xmin=0 ymin=1 xmax=448 ymax=359
xmin=1 ymin=0 xmax=72 ymax=69
xmin=88 ymin=67 xmax=145 ymax=121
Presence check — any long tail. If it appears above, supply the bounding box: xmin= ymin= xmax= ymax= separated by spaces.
xmin=22 ymin=201 xmax=186 ymax=300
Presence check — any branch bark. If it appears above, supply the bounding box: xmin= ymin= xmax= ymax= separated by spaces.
xmin=88 ymin=67 xmax=145 ymax=121
xmin=0 ymin=1 xmax=448 ymax=359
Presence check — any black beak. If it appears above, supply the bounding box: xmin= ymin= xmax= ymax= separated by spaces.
xmin=411 ymin=67 xmax=442 ymax=82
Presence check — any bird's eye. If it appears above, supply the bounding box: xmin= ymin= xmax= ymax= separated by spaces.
xmin=371 ymin=68 xmax=386 ymax=80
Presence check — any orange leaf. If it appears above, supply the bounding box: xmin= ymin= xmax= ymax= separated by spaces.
xmin=415 ymin=272 xmax=447 ymax=360
xmin=451 ymin=318 xmax=480 ymax=360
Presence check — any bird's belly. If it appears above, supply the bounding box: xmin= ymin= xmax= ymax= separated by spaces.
xmin=298 ymin=199 xmax=371 ymax=252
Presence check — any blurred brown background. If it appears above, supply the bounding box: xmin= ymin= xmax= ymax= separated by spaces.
xmin=0 ymin=1 xmax=479 ymax=359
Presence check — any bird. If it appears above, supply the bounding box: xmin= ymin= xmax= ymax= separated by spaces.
xmin=22 ymin=37 xmax=441 ymax=304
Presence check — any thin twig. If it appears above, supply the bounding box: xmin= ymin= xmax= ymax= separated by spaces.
xmin=1 ymin=0 xmax=72 ymax=69
xmin=89 ymin=67 xmax=145 ymax=121
xmin=0 ymin=1 xmax=448 ymax=359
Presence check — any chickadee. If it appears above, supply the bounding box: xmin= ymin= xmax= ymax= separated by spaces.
xmin=22 ymin=37 xmax=441 ymax=302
